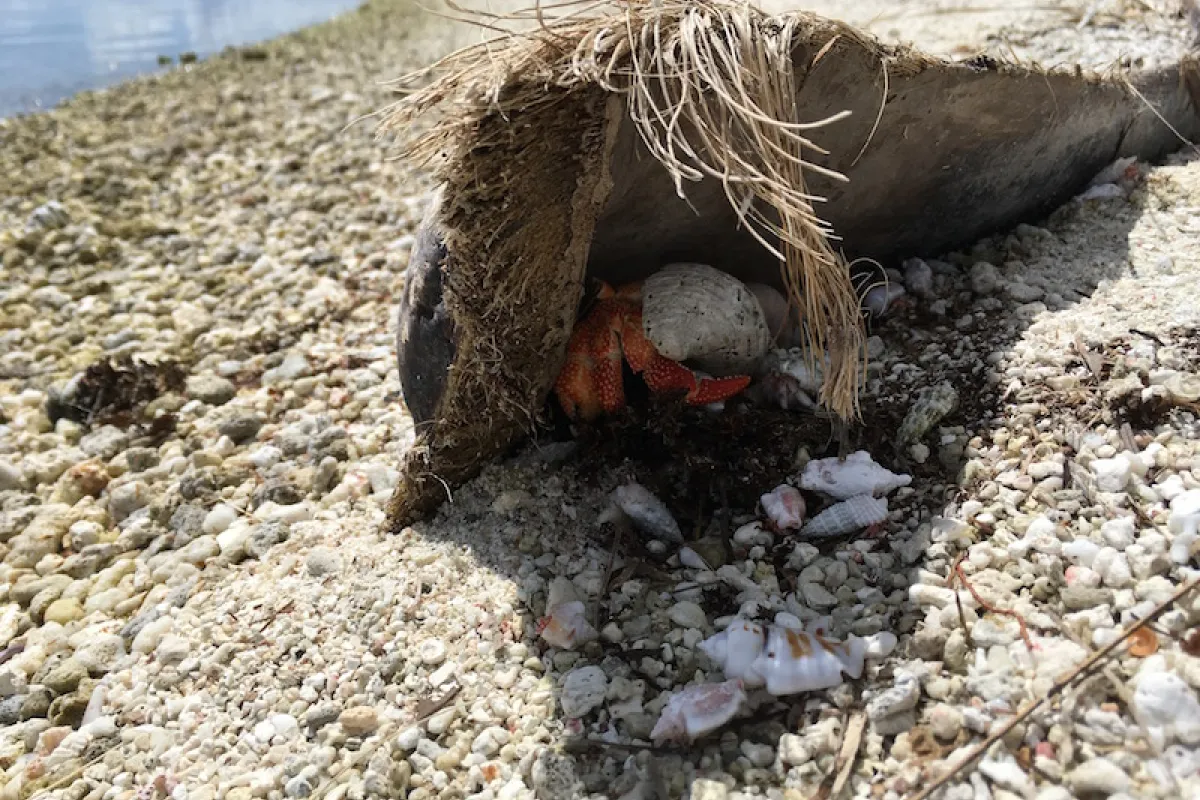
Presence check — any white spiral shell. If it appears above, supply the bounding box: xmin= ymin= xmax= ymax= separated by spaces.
xmin=697 ymin=619 xmax=766 ymax=687
xmin=650 ymin=679 xmax=747 ymax=744
xmin=799 ymin=451 xmax=912 ymax=500
xmin=802 ymin=494 xmax=888 ymax=538
xmin=751 ymin=622 xmax=868 ymax=695
xmin=641 ymin=263 xmax=770 ymax=376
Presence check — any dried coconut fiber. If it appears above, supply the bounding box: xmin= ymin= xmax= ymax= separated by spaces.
xmin=377 ymin=0 xmax=1200 ymax=529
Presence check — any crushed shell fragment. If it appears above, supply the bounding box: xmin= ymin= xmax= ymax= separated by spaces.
xmin=650 ymin=678 xmax=748 ymax=744
xmin=538 ymin=600 xmax=598 ymax=650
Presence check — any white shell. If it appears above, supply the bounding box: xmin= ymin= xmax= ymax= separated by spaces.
xmin=761 ymin=484 xmax=806 ymax=531
xmin=802 ymin=494 xmax=888 ymax=538
xmin=650 ymin=679 xmax=747 ymax=744
xmin=641 ymin=263 xmax=770 ymax=376
xmin=612 ymin=482 xmax=682 ymax=543
xmin=698 ymin=619 xmax=767 ymax=688
xmin=799 ymin=451 xmax=912 ymax=500
xmin=748 ymin=620 xmax=867 ymax=696
xmin=539 ymin=600 xmax=598 ymax=650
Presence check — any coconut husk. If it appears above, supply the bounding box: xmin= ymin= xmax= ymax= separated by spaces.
xmin=378 ymin=0 xmax=1200 ymax=530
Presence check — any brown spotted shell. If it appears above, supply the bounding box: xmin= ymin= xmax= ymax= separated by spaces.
xmin=641 ymin=263 xmax=771 ymax=376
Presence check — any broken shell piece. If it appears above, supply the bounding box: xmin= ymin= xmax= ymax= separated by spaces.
xmin=802 ymin=494 xmax=888 ymax=538
xmin=641 ymin=263 xmax=770 ymax=376
xmin=538 ymin=578 xmax=599 ymax=650
xmin=538 ymin=600 xmax=598 ymax=650
xmin=897 ymin=382 xmax=960 ymax=444
xmin=650 ymin=679 xmax=747 ymax=744
xmin=748 ymin=621 xmax=868 ymax=696
xmin=799 ymin=451 xmax=911 ymax=500
xmin=611 ymin=482 xmax=682 ymax=543
xmin=761 ymin=484 xmax=806 ymax=531
xmin=698 ymin=619 xmax=767 ymax=688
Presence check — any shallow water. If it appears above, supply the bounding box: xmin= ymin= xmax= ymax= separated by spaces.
xmin=0 ymin=0 xmax=363 ymax=116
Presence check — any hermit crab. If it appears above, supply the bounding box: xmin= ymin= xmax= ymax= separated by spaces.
xmin=553 ymin=262 xmax=795 ymax=420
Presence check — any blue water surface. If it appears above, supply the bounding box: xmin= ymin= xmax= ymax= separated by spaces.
xmin=0 ymin=0 xmax=363 ymax=116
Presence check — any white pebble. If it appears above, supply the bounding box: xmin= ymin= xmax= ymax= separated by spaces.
xmin=202 ymin=504 xmax=239 ymax=536
xmin=419 ymin=638 xmax=447 ymax=666
xmin=1091 ymin=456 xmax=1132 ymax=492
xmin=560 ymin=666 xmax=607 ymax=718
xmin=1100 ymin=517 xmax=1136 ymax=550
xmin=667 ymin=601 xmax=708 ymax=630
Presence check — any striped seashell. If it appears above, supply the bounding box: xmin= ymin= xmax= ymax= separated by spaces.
xmin=697 ymin=619 xmax=766 ymax=687
xmin=748 ymin=622 xmax=868 ymax=695
xmin=650 ymin=678 xmax=747 ymax=744
xmin=802 ymin=494 xmax=888 ymax=538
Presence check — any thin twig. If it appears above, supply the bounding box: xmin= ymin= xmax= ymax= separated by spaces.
xmin=905 ymin=577 xmax=1200 ymax=800
xmin=951 ymin=555 xmax=1035 ymax=653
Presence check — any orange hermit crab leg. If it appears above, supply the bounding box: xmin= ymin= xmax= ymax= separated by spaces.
xmin=619 ymin=308 xmax=751 ymax=406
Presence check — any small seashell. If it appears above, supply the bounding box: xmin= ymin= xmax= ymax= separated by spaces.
xmin=641 ymin=263 xmax=770 ymax=376
xmin=698 ymin=619 xmax=767 ymax=687
xmin=760 ymin=484 xmax=805 ymax=531
xmin=799 ymin=451 xmax=911 ymax=500
xmin=897 ymin=382 xmax=960 ymax=444
xmin=611 ymin=482 xmax=682 ymax=543
xmin=802 ymin=494 xmax=888 ymax=538
xmin=1161 ymin=372 xmax=1200 ymax=404
xmin=747 ymin=620 xmax=867 ymax=696
xmin=650 ymin=679 xmax=747 ymax=744
xmin=539 ymin=578 xmax=598 ymax=650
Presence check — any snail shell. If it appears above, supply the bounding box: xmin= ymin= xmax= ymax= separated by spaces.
xmin=897 ymin=382 xmax=960 ymax=444
xmin=802 ymin=494 xmax=888 ymax=538
xmin=800 ymin=451 xmax=912 ymax=500
xmin=650 ymin=679 xmax=747 ymax=744
xmin=641 ymin=263 xmax=770 ymax=376
xmin=749 ymin=622 xmax=867 ymax=695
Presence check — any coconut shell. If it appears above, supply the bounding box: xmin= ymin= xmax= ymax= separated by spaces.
xmin=385 ymin=7 xmax=1200 ymax=530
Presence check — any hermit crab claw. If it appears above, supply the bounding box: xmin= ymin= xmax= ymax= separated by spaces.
xmin=553 ymin=273 xmax=753 ymax=421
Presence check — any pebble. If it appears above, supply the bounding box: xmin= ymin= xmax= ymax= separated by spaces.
xmin=42 ymin=658 xmax=88 ymax=695
xmin=218 ymin=413 xmax=263 ymax=443
xmin=560 ymin=666 xmax=607 ymax=718
xmin=969 ymin=262 xmax=1001 ymax=295
xmin=186 ymin=374 xmax=237 ymax=405
xmin=1066 ymin=758 xmax=1130 ymax=796
xmin=667 ymin=601 xmax=707 ymax=630
xmin=43 ymin=597 xmax=84 ymax=625
xmin=928 ymin=703 xmax=964 ymax=740
xmin=1091 ymin=456 xmax=1132 ymax=492
xmin=419 ymin=637 xmax=447 ymax=666
xmin=305 ymin=547 xmax=341 ymax=577
xmin=339 ymin=706 xmax=378 ymax=736
xmin=203 ymin=504 xmax=239 ymax=535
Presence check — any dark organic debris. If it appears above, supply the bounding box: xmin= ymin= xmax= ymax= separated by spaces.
xmin=47 ymin=356 xmax=186 ymax=427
